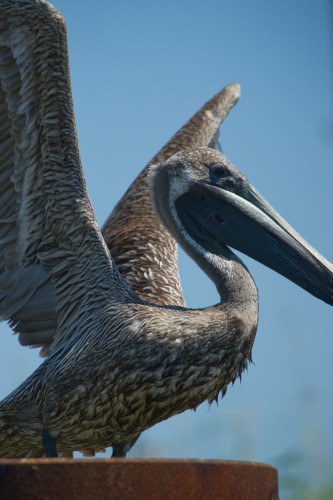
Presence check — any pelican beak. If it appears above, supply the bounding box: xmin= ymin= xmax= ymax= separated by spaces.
xmin=176 ymin=181 xmax=333 ymax=306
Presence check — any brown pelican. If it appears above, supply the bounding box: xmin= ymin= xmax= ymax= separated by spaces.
xmin=0 ymin=0 xmax=332 ymax=458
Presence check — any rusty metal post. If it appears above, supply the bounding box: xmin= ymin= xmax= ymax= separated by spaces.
xmin=0 ymin=458 xmax=279 ymax=500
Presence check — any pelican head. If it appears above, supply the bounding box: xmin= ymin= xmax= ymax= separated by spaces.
xmin=151 ymin=147 xmax=333 ymax=306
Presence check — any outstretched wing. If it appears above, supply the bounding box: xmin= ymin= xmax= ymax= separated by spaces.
xmin=102 ymin=84 xmax=240 ymax=307
xmin=0 ymin=0 xmax=124 ymax=356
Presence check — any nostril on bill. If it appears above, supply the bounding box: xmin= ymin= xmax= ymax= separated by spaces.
xmin=214 ymin=214 xmax=224 ymax=224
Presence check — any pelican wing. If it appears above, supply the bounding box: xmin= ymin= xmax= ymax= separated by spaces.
xmin=0 ymin=0 xmax=121 ymax=356
xmin=102 ymin=84 xmax=240 ymax=307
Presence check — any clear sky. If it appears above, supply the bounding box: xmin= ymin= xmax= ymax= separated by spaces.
xmin=1 ymin=1 xmax=332 ymax=497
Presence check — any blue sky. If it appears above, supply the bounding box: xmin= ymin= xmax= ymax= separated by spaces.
xmin=1 ymin=0 xmax=332 ymax=495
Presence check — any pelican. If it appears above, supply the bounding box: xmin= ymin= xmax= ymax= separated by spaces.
xmin=0 ymin=0 xmax=333 ymax=459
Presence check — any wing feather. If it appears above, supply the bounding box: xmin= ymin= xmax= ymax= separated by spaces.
xmin=0 ymin=0 xmax=124 ymax=356
xmin=102 ymin=84 xmax=240 ymax=307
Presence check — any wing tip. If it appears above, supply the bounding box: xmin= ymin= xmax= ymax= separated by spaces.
xmin=226 ymin=82 xmax=241 ymax=100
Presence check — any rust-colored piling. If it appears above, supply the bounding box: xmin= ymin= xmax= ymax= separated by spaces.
xmin=0 ymin=458 xmax=279 ymax=500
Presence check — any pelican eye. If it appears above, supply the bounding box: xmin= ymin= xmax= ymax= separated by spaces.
xmin=210 ymin=163 xmax=229 ymax=178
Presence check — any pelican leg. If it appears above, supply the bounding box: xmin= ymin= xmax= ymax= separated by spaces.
xmin=111 ymin=434 xmax=140 ymax=458
xmin=111 ymin=443 xmax=128 ymax=458
xmin=42 ymin=429 xmax=58 ymax=457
